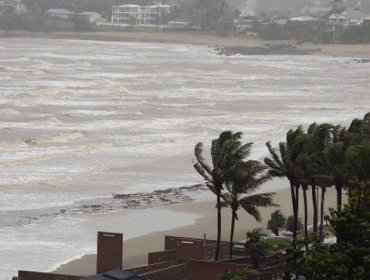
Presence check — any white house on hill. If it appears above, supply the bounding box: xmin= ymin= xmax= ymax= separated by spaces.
xmin=80 ymin=12 xmax=103 ymax=23
xmin=44 ymin=8 xmax=76 ymax=20
xmin=111 ymin=4 xmax=171 ymax=26
xmin=0 ymin=0 xmax=27 ymax=15
xmin=327 ymin=9 xmax=369 ymax=33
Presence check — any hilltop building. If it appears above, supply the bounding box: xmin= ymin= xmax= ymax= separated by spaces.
xmin=44 ymin=8 xmax=104 ymax=24
xmin=44 ymin=8 xmax=76 ymax=20
xmin=111 ymin=4 xmax=171 ymax=26
xmin=0 ymin=0 xmax=27 ymax=15
xmin=327 ymin=9 xmax=370 ymax=33
xmin=80 ymin=12 xmax=104 ymax=23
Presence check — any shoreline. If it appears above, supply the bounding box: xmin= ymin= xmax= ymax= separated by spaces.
xmin=53 ymin=186 xmax=339 ymax=277
xmin=1 ymin=30 xmax=370 ymax=58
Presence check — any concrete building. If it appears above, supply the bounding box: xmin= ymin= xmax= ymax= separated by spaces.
xmin=327 ymin=9 xmax=369 ymax=33
xmin=0 ymin=0 xmax=27 ymax=15
xmin=17 ymin=232 xmax=285 ymax=280
xmin=234 ymin=19 xmax=255 ymax=33
xmin=44 ymin=8 xmax=76 ymax=20
xmin=111 ymin=4 xmax=171 ymax=26
xmin=80 ymin=12 xmax=103 ymax=23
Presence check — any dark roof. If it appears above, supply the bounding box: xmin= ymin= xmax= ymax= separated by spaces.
xmin=81 ymin=269 xmax=146 ymax=280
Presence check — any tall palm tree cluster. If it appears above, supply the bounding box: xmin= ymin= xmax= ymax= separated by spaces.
xmin=193 ymin=131 xmax=276 ymax=260
xmin=264 ymin=112 xmax=370 ymax=271
xmin=193 ymin=112 xmax=370 ymax=263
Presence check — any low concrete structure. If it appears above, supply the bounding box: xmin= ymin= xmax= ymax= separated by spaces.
xmin=18 ymin=233 xmax=285 ymax=280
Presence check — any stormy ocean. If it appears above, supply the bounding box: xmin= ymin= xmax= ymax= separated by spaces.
xmin=0 ymin=38 xmax=369 ymax=279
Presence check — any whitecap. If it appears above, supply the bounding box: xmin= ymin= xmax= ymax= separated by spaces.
xmin=34 ymin=117 xmax=61 ymax=127
xmin=0 ymin=140 xmax=29 ymax=149
xmin=33 ymin=131 xmax=84 ymax=144
xmin=0 ymin=108 xmax=20 ymax=115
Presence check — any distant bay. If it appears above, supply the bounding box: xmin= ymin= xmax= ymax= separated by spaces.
xmin=0 ymin=38 xmax=369 ymax=279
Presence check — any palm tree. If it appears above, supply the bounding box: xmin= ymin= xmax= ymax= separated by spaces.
xmin=193 ymin=131 xmax=246 ymax=260
xmin=264 ymin=127 xmax=307 ymax=272
xmin=244 ymin=228 xmax=268 ymax=269
xmin=306 ymin=122 xmax=341 ymax=235
xmin=221 ymin=155 xmax=275 ymax=258
xmin=265 ymin=128 xmax=305 ymax=238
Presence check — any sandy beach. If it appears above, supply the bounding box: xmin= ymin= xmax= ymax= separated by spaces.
xmin=54 ymin=186 xmax=339 ymax=277
xmin=2 ymin=31 xmax=370 ymax=58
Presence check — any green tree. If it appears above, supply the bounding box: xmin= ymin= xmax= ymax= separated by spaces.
xmin=264 ymin=127 xmax=306 ymax=271
xmin=244 ymin=228 xmax=268 ymax=269
xmin=194 ymin=131 xmax=245 ymax=260
xmin=221 ymin=148 xmax=275 ymax=258
xmin=286 ymin=215 xmax=303 ymax=233
xmin=73 ymin=18 xmax=92 ymax=32
xmin=293 ymin=183 xmax=370 ymax=280
xmin=267 ymin=210 xmax=286 ymax=236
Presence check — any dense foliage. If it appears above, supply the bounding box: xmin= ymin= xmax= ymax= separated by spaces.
xmin=267 ymin=210 xmax=287 ymax=236
xmin=0 ymin=14 xmax=93 ymax=31
xmin=288 ymin=185 xmax=370 ymax=280
xmin=258 ymin=20 xmax=370 ymax=44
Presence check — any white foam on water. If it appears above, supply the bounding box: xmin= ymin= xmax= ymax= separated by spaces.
xmin=35 ymin=131 xmax=84 ymax=144
xmin=0 ymin=208 xmax=201 ymax=280
xmin=34 ymin=117 xmax=62 ymax=127
xmin=0 ymin=142 xmax=110 ymax=167
xmin=0 ymin=108 xmax=20 ymax=115
xmin=0 ymin=38 xmax=370 ymax=279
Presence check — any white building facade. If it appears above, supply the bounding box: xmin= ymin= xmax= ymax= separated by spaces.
xmin=0 ymin=0 xmax=27 ymax=15
xmin=111 ymin=4 xmax=170 ymax=26
xmin=80 ymin=12 xmax=103 ymax=23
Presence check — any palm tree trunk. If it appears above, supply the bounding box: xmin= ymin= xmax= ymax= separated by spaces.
xmin=319 ymin=186 xmax=326 ymax=242
xmin=289 ymin=181 xmax=296 ymax=223
xmin=215 ymin=188 xmax=221 ymax=261
xmin=335 ymin=184 xmax=343 ymax=246
xmin=303 ymin=185 xmax=308 ymax=241
xmin=311 ymin=177 xmax=318 ymax=232
xmin=290 ymin=181 xmax=298 ymax=274
xmin=294 ymin=183 xmax=300 ymax=240
xmin=335 ymin=184 xmax=342 ymax=213
xmin=229 ymin=208 xmax=237 ymax=259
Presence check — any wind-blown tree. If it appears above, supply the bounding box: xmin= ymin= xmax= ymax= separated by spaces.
xmin=267 ymin=210 xmax=286 ymax=236
xmin=244 ymin=228 xmax=268 ymax=269
xmin=294 ymin=182 xmax=370 ymax=280
xmin=193 ymin=131 xmax=247 ymax=260
xmin=286 ymin=215 xmax=303 ymax=233
xmin=264 ymin=127 xmax=305 ymax=270
xmin=305 ymin=122 xmax=342 ymax=239
xmin=221 ymin=154 xmax=275 ymax=258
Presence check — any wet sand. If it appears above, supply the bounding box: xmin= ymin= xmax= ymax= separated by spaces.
xmin=53 ymin=186 xmax=339 ymax=277
xmin=1 ymin=31 xmax=370 ymax=58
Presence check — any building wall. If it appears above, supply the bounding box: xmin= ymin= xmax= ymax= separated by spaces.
xmin=18 ymin=271 xmax=80 ymax=280
xmin=148 ymin=249 xmax=176 ymax=264
xmin=165 ymin=236 xmax=211 ymax=250
xmin=176 ymin=240 xmax=203 ymax=263
xmin=188 ymin=260 xmax=248 ymax=280
xmin=139 ymin=263 xmax=187 ymax=280
xmin=128 ymin=260 xmax=177 ymax=275
xmin=96 ymin=231 xmax=123 ymax=274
